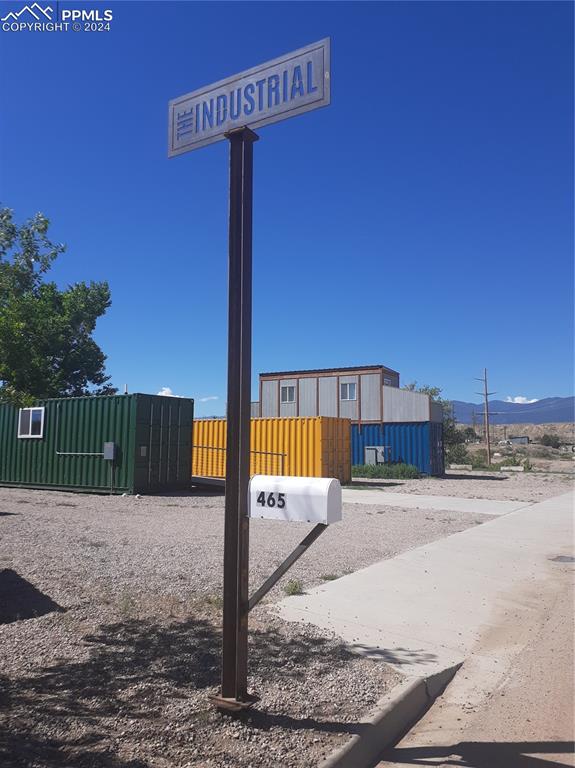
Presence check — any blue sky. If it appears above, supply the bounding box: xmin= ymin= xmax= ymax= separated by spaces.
xmin=0 ymin=1 xmax=573 ymax=416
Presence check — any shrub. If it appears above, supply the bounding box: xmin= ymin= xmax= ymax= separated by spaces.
xmin=283 ymin=579 xmax=304 ymax=596
xmin=540 ymin=433 xmax=561 ymax=449
xmin=446 ymin=443 xmax=470 ymax=464
xmin=352 ymin=463 xmax=420 ymax=479
xmin=471 ymin=449 xmax=488 ymax=469
xmin=495 ymin=453 xmax=522 ymax=467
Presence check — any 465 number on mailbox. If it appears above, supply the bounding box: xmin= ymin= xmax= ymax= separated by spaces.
xmin=256 ymin=491 xmax=286 ymax=509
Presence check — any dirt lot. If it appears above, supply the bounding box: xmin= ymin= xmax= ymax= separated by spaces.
xmin=0 ymin=472 xmax=570 ymax=767
xmin=0 ymin=485 xmax=488 ymax=768
xmin=354 ymin=468 xmax=573 ymax=502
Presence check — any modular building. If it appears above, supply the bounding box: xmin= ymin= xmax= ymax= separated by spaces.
xmin=249 ymin=365 xmax=445 ymax=475
xmin=193 ymin=416 xmax=351 ymax=484
xmin=0 ymin=393 xmax=194 ymax=494
xmin=351 ymin=422 xmax=444 ymax=476
xmin=252 ymin=365 xmax=400 ymax=421
xmin=251 ymin=365 xmax=443 ymax=424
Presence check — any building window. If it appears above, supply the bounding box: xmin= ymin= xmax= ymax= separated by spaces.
xmin=340 ymin=382 xmax=357 ymax=401
xmin=280 ymin=385 xmax=295 ymax=404
xmin=18 ymin=407 xmax=45 ymax=438
xmin=383 ymin=377 xmax=393 ymax=386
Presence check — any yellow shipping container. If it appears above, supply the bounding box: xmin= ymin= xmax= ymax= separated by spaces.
xmin=192 ymin=417 xmax=351 ymax=484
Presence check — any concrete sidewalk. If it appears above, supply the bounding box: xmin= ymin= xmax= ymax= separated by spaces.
xmin=342 ymin=488 xmax=532 ymax=516
xmin=276 ymin=492 xmax=574 ymax=678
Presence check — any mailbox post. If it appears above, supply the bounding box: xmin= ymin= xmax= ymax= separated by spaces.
xmin=247 ymin=476 xmax=342 ymax=612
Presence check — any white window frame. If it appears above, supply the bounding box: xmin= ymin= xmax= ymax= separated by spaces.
xmin=18 ymin=407 xmax=45 ymax=439
xmin=340 ymin=382 xmax=357 ymax=401
xmin=383 ymin=377 xmax=393 ymax=386
xmin=280 ymin=385 xmax=295 ymax=404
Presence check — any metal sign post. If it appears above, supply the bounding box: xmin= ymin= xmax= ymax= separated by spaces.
xmin=168 ymin=38 xmax=330 ymax=712
xmin=219 ymin=127 xmax=258 ymax=708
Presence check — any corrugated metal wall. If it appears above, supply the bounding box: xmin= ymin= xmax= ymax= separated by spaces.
xmin=192 ymin=417 xmax=351 ymax=483
xmin=0 ymin=394 xmax=194 ymax=493
xmin=261 ymin=381 xmax=277 ymax=417
xmin=429 ymin=421 xmax=445 ymax=475
xmin=351 ymin=422 xmax=444 ymax=476
xmin=382 ymin=387 xmax=431 ymax=422
xmin=360 ymin=373 xmax=381 ymax=421
xmin=0 ymin=396 xmax=136 ymax=492
xmin=133 ymin=395 xmax=194 ymax=492
xmin=298 ymin=378 xmax=317 ymax=417
xmin=318 ymin=377 xmax=337 ymax=416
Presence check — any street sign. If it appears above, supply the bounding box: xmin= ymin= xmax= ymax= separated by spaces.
xmin=168 ymin=38 xmax=330 ymax=157
xmin=169 ymin=38 xmax=331 ymax=711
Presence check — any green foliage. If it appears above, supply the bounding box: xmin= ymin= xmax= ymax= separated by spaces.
xmin=471 ymin=451 xmax=531 ymax=471
xmin=540 ymin=433 xmax=561 ymax=449
xmin=402 ymin=381 xmax=463 ymax=459
xmin=495 ymin=453 xmax=522 ymax=467
xmin=283 ymin=579 xmax=304 ymax=596
xmin=402 ymin=382 xmax=442 ymax=400
xmin=462 ymin=427 xmax=479 ymax=442
xmin=446 ymin=443 xmax=470 ymax=464
xmin=352 ymin=463 xmax=420 ymax=479
xmin=0 ymin=208 xmax=116 ymax=405
xmin=471 ymin=449 xmax=488 ymax=469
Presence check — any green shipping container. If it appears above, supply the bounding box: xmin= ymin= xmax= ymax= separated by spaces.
xmin=0 ymin=393 xmax=194 ymax=494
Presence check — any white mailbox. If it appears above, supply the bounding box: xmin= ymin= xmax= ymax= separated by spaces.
xmin=249 ymin=475 xmax=342 ymax=524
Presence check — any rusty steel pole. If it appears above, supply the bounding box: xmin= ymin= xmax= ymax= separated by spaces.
xmin=219 ymin=127 xmax=258 ymax=709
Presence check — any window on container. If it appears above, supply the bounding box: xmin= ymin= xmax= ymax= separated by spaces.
xmin=340 ymin=382 xmax=357 ymax=401
xmin=280 ymin=385 xmax=295 ymax=404
xmin=383 ymin=377 xmax=393 ymax=386
xmin=18 ymin=407 xmax=45 ymax=438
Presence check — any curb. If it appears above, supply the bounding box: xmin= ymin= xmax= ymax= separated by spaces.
xmin=319 ymin=663 xmax=461 ymax=768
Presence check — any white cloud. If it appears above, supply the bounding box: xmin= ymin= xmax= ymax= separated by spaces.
xmin=157 ymin=387 xmax=183 ymax=398
xmin=198 ymin=395 xmax=219 ymax=403
xmin=505 ymin=396 xmax=539 ymax=404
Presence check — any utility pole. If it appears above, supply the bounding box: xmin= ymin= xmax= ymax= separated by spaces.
xmin=475 ymin=368 xmax=495 ymax=466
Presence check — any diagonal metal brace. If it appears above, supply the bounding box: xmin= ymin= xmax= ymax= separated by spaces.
xmin=248 ymin=523 xmax=328 ymax=612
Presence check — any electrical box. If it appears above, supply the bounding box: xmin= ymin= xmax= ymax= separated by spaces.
xmin=249 ymin=475 xmax=342 ymax=524
xmin=365 ymin=445 xmax=391 ymax=465
xmin=103 ymin=442 xmax=117 ymax=461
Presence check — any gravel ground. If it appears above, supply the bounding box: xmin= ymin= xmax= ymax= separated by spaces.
xmin=0 ymin=486 xmax=485 ymax=768
xmin=352 ymin=469 xmax=573 ymax=503
xmin=0 ymin=488 xmax=485 ymax=606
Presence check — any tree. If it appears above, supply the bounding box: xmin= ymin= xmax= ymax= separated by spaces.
xmin=462 ymin=426 xmax=478 ymax=442
xmin=402 ymin=381 xmax=467 ymax=463
xmin=0 ymin=207 xmax=116 ymax=405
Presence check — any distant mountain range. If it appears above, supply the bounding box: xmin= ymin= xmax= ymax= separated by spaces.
xmin=452 ymin=397 xmax=575 ymax=425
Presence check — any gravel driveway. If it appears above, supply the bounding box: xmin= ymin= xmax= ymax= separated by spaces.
xmin=0 ymin=485 xmax=491 ymax=767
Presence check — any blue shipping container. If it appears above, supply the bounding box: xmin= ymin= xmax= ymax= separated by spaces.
xmin=351 ymin=422 xmax=444 ymax=476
